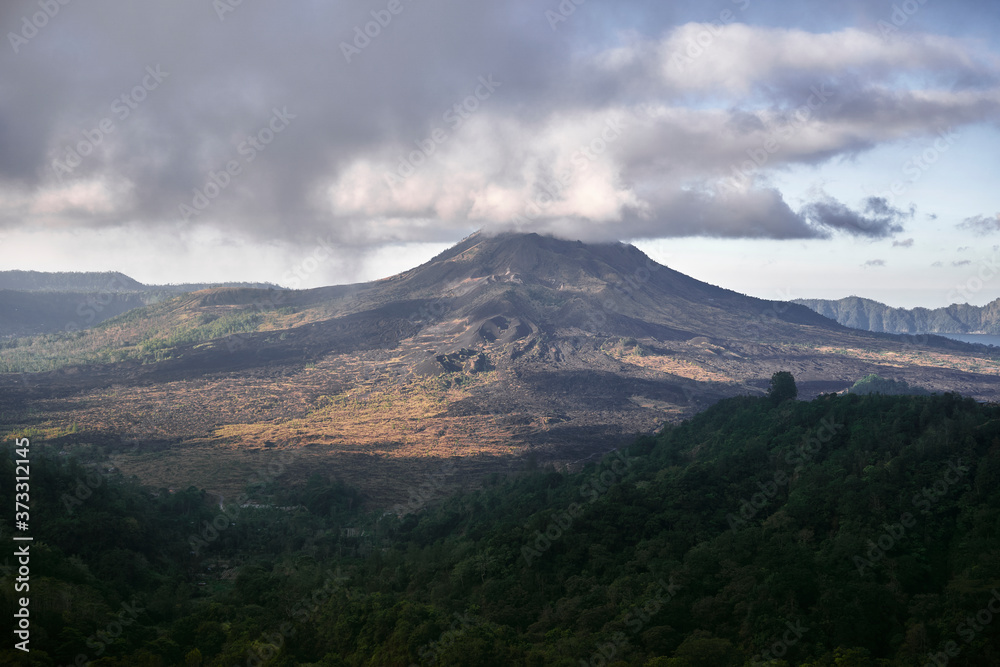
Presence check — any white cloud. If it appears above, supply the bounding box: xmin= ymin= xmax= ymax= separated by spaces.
xmin=2 ymin=3 xmax=999 ymax=265
xmin=657 ymin=25 xmax=996 ymax=94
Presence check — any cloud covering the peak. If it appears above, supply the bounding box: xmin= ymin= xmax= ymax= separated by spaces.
xmin=1 ymin=0 xmax=999 ymax=288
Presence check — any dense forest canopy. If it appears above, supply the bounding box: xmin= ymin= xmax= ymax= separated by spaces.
xmin=2 ymin=388 xmax=1000 ymax=665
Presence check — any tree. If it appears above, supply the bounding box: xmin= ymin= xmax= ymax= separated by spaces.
xmin=767 ymin=371 xmax=797 ymax=404
xmin=664 ymin=631 xmax=742 ymax=666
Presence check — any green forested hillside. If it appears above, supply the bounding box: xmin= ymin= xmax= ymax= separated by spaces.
xmin=848 ymin=373 xmax=931 ymax=396
xmin=2 ymin=389 xmax=1000 ymax=665
xmin=0 ymin=271 xmax=286 ymax=339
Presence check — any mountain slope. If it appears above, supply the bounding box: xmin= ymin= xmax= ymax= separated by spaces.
xmin=2 ymin=232 xmax=1000 ymax=503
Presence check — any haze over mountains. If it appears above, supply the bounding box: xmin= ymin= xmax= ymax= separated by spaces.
xmin=0 ymin=271 xmax=282 ymax=337
xmin=0 ymin=270 xmax=281 ymax=293
xmin=2 ymin=232 xmax=1000 ymax=503
xmin=795 ymin=296 xmax=1000 ymax=335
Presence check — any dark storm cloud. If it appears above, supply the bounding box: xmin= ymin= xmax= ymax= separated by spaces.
xmin=0 ymin=0 xmax=565 ymax=237
xmin=1 ymin=0 xmax=998 ymax=250
xmin=800 ymin=196 xmax=909 ymax=238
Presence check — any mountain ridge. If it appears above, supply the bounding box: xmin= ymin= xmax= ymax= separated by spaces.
xmin=0 ymin=269 xmax=283 ymax=293
xmin=795 ymin=295 xmax=1000 ymax=334
xmin=0 ymin=271 xmax=286 ymax=337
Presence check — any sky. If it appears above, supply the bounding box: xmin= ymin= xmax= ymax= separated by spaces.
xmin=1 ymin=0 xmax=998 ymax=308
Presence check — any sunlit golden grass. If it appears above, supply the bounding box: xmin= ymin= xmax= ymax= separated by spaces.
xmin=609 ymin=350 xmax=735 ymax=383
xmin=812 ymin=345 xmax=1000 ymax=375
xmin=209 ymin=371 xmax=527 ymax=461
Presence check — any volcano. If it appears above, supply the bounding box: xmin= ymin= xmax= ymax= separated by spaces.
xmin=3 ymin=231 xmax=1000 ymax=504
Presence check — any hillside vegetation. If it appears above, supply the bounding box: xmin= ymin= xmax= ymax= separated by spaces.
xmin=848 ymin=373 xmax=931 ymax=396
xmin=0 ymin=289 xmax=312 ymax=372
xmin=3 ymin=386 xmax=999 ymax=665
xmin=0 ymin=271 xmax=285 ymax=338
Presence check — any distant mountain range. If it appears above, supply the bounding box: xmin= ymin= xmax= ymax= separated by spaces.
xmin=794 ymin=296 xmax=1000 ymax=335
xmin=0 ymin=270 xmax=282 ymax=336
xmin=0 ymin=269 xmax=281 ymax=293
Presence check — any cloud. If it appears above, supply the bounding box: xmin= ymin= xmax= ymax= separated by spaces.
xmin=863 ymin=259 xmax=886 ymax=267
xmin=800 ymin=196 xmax=909 ymax=238
xmin=931 ymin=261 xmax=944 ymax=267
xmin=892 ymin=238 xmax=914 ymax=247
xmin=953 ymin=259 xmax=973 ymax=266
xmin=656 ymin=25 xmax=1000 ymax=96
xmin=0 ymin=1 xmax=998 ymax=263
xmin=957 ymin=213 xmax=1000 ymax=235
